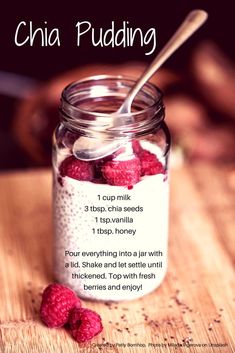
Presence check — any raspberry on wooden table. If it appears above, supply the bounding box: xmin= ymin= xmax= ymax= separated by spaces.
xmin=40 ymin=283 xmax=80 ymax=328
xmin=69 ymin=307 xmax=103 ymax=342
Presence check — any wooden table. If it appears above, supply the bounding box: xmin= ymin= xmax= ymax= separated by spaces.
xmin=0 ymin=164 xmax=234 ymax=353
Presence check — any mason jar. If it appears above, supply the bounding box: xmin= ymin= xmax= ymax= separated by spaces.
xmin=52 ymin=75 xmax=171 ymax=301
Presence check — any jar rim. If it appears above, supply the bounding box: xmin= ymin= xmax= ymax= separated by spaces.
xmin=61 ymin=74 xmax=163 ymax=119
xmin=60 ymin=74 xmax=165 ymax=139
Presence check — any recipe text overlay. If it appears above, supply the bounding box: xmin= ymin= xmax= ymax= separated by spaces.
xmin=14 ymin=21 xmax=156 ymax=55
xmin=61 ymin=191 xmax=166 ymax=294
xmin=64 ymin=249 xmax=164 ymax=293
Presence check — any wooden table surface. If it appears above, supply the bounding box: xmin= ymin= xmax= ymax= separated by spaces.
xmin=0 ymin=164 xmax=234 ymax=353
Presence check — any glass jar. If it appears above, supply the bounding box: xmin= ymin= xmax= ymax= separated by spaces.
xmin=53 ymin=75 xmax=171 ymax=301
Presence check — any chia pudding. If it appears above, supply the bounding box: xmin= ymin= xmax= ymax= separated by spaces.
xmin=53 ymin=76 xmax=170 ymax=301
xmin=53 ymin=140 xmax=169 ymax=301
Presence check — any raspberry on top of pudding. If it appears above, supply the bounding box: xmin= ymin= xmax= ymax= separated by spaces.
xmin=58 ymin=140 xmax=165 ymax=188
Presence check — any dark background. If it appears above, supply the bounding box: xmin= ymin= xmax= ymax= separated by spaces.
xmin=0 ymin=0 xmax=234 ymax=169
xmin=1 ymin=0 xmax=234 ymax=79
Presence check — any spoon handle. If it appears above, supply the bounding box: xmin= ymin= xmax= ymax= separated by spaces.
xmin=122 ymin=9 xmax=208 ymax=112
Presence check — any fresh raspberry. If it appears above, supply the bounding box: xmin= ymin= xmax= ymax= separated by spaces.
xmin=101 ymin=158 xmax=141 ymax=186
xmin=69 ymin=307 xmax=103 ymax=343
xmin=40 ymin=283 xmax=80 ymax=328
xmin=139 ymin=150 xmax=164 ymax=176
xmin=60 ymin=156 xmax=94 ymax=181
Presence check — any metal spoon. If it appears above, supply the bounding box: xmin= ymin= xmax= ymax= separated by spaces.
xmin=73 ymin=9 xmax=208 ymax=161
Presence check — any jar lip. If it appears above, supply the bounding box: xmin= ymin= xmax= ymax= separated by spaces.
xmin=61 ymin=74 xmax=163 ymax=118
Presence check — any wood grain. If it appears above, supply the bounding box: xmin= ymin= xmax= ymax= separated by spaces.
xmin=0 ymin=165 xmax=234 ymax=353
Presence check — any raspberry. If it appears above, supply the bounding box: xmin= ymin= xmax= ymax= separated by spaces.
xmin=60 ymin=156 xmax=94 ymax=181
xmin=101 ymin=158 xmax=141 ymax=186
xmin=69 ymin=307 xmax=103 ymax=343
xmin=40 ymin=283 xmax=80 ymax=328
xmin=139 ymin=150 xmax=164 ymax=176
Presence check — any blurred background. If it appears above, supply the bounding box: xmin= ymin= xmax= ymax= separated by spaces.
xmin=0 ymin=0 xmax=235 ymax=169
